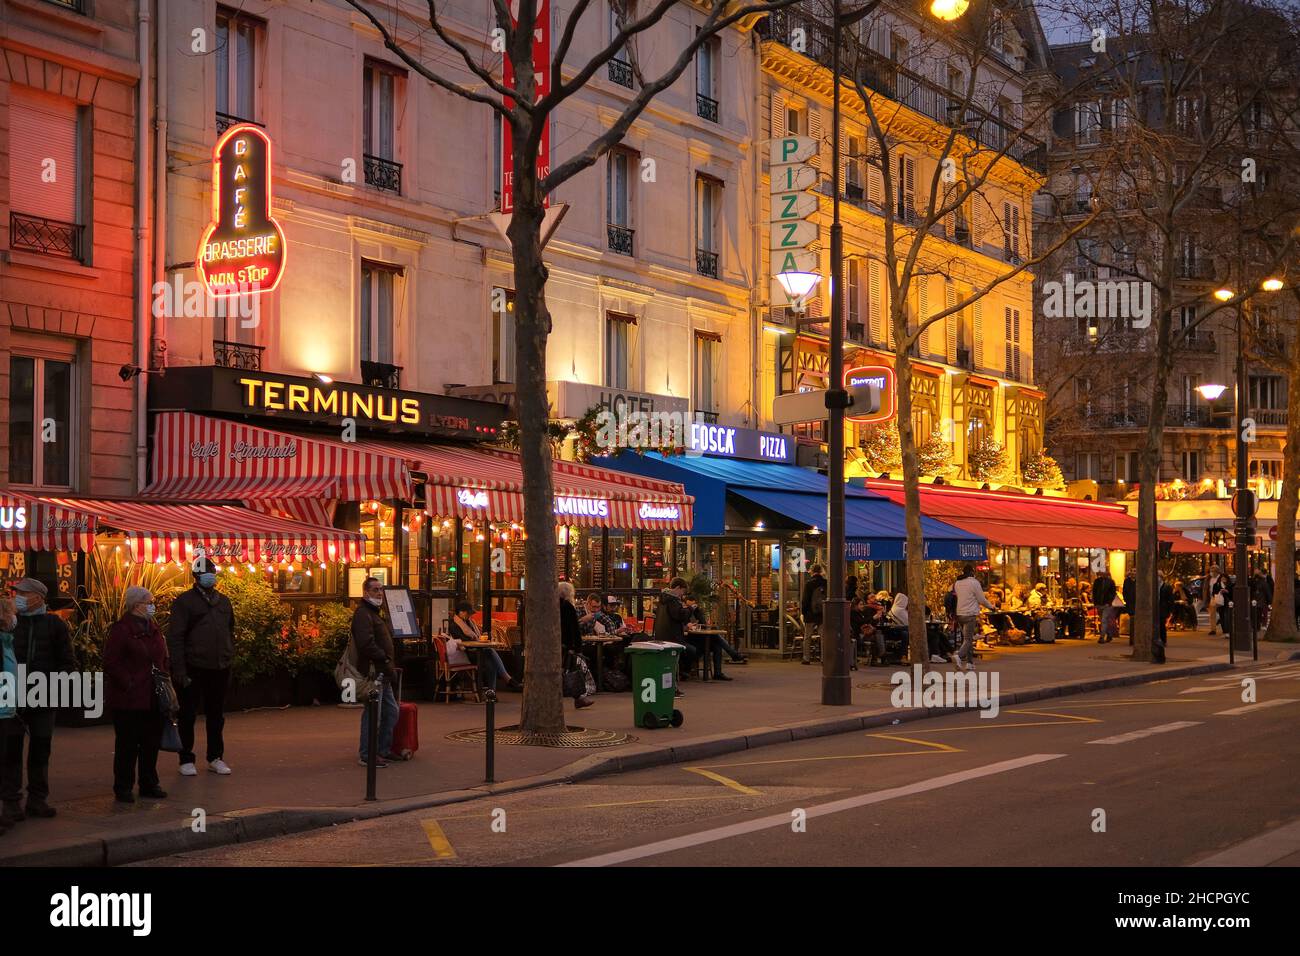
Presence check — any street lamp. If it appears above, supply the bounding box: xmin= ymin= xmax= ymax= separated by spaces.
xmin=775 ymin=270 xmax=822 ymax=311
xmin=819 ymin=0 xmax=967 ymax=706
xmin=1195 ymin=383 xmax=1227 ymax=402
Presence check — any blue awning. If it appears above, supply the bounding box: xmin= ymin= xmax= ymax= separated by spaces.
xmin=593 ymin=452 xmax=986 ymax=561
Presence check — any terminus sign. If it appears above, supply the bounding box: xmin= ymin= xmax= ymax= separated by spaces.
xmin=197 ymin=124 xmax=286 ymax=297
xmin=239 ymin=377 xmax=421 ymax=425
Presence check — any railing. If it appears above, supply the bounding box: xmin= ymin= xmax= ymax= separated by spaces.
xmin=696 ymin=93 xmax=719 ymax=123
xmin=1077 ymin=404 xmax=1215 ymax=429
xmin=1165 ymin=404 xmax=1212 ymax=427
xmin=1249 ymin=408 xmax=1288 ymax=427
xmin=364 ymin=154 xmax=402 ymax=194
xmin=1177 ymin=261 xmax=1213 ymax=280
xmin=44 ymin=0 xmax=86 ymax=12
xmin=1061 ymin=330 xmax=1148 ymax=355
xmin=216 ymin=112 xmax=263 ymax=135
xmin=694 ymin=409 xmax=720 ymax=424
xmin=1176 ymin=330 xmax=1216 ymax=352
xmin=956 ymin=347 xmax=973 ymax=370
xmin=696 ymin=248 xmax=719 ymax=278
xmin=758 ymin=11 xmax=1047 ymax=174
xmin=608 ymin=58 xmax=633 ymax=88
xmin=607 ymin=223 xmax=634 ymax=256
xmin=10 ymin=212 xmax=84 ymax=261
xmin=212 ymin=340 xmax=265 ymax=370
xmin=361 ymin=360 xmax=402 ymax=389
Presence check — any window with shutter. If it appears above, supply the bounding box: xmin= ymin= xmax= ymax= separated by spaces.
xmin=868 ymin=260 xmax=883 ymax=346
xmin=897 ymin=155 xmax=915 ymax=222
xmin=917 ymin=277 xmax=930 ymax=355
xmin=807 ymin=108 xmax=823 ymax=171
xmin=9 ymin=88 xmax=80 ymax=225
xmin=1003 ymin=201 xmax=1021 ymax=262
xmin=771 ymin=91 xmax=786 ymax=140
xmin=945 ymin=282 xmax=958 ymax=363
xmin=973 ymin=298 xmax=984 ymax=369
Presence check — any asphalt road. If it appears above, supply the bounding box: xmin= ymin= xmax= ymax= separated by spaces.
xmin=139 ymin=660 xmax=1300 ymax=868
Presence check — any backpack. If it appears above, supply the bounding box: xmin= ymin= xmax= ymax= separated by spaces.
xmin=808 ymin=579 xmax=827 ymax=619
xmin=943 ymin=589 xmax=958 ymax=616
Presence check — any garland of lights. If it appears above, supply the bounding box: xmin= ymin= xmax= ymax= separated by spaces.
xmin=1022 ymin=450 xmax=1065 ymax=488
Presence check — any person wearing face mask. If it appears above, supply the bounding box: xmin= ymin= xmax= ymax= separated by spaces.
xmin=0 ymin=598 xmax=17 ymax=837
xmin=352 ymin=576 xmax=402 ymax=765
xmin=167 ymin=557 xmax=236 ymax=777
xmin=2 ymin=578 xmax=75 ymax=824
xmin=104 ymin=587 xmax=169 ymax=803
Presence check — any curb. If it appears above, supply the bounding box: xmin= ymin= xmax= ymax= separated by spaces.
xmin=1 ymin=658 xmax=1234 ymax=866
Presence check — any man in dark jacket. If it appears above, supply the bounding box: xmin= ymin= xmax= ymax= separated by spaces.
xmin=352 ymin=576 xmax=401 ymax=764
xmin=653 ymin=578 xmax=697 ymax=688
xmin=800 ymin=565 xmax=828 ymax=665
xmin=2 ymin=578 xmax=75 ymax=822
xmin=1091 ymin=570 xmax=1118 ymax=644
xmin=1122 ymin=570 xmax=1137 ymax=644
xmin=1154 ymin=574 xmax=1174 ymax=663
xmin=168 ymin=557 xmax=235 ymax=777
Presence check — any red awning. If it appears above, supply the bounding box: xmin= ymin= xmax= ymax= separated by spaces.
xmin=40 ymin=497 xmax=366 ymax=563
xmin=862 ymin=480 xmax=1204 ymax=552
xmin=143 ymin=412 xmax=413 ymax=515
xmin=0 ymin=491 xmax=96 ymax=552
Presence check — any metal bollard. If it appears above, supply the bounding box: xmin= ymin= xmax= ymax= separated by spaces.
xmin=365 ymin=674 xmax=382 ymax=801
xmin=484 ymin=688 xmax=497 ymax=784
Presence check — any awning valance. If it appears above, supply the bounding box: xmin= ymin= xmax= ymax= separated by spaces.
xmin=1 ymin=491 xmax=96 ymax=552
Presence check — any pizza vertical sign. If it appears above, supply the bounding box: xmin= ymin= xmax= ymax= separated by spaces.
xmin=769 ymin=134 xmax=820 ymax=307
xmin=500 ymin=0 xmax=551 ymax=214
xmin=197 ymin=124 xmax=286 ymax=297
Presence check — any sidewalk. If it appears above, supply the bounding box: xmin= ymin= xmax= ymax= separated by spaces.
xmin=1 ymin=627 xmax=1285 ymax=865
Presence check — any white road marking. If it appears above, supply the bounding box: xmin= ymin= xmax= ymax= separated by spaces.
xmin=1086 ymin=721 xmax=1202 ymax=745
xmin=1214 ymin=698 xmax=1299 ymax=716
xmin=1192 ymin=816 xmax=1300 ymax=867
xmin=556 ymin=754 xmax=1065 ymax=867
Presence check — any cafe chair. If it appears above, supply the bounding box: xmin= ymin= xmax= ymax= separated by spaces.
xmin=432 ymin=635 xmax=481 ymax=704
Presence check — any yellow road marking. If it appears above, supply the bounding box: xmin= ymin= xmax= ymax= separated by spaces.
xmin=866 ymin=733 xmax=961 ymax=752
xmin=891 ymin=709 xmax=1101 ymax=733
xmin=428 ymin=793 xmax=742 ymax=822
xmin=421 ymin=818 xmax=458 ymax=860
xmin=683 ymin=767 xmax=762 ymax=795
xmin=1025 ymin=698 xmax=1204 ymax=708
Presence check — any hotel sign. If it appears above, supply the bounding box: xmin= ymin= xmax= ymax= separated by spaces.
xmin=547 ymin=381 xmax=689 ymax=420
xmin=197 ymin=125 xmax=286 ymax=297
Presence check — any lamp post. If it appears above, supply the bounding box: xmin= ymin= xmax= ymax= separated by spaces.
xmin=816 ymin=0 xmax=967 ymax=705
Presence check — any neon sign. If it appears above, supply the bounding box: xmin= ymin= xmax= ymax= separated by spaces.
xmin=554 ymin=496 xmax=609 ymax=518
xmin=845 ymin=365 xmax=897 ymax=424
xmin=638 ymin=503 xmax=681 ymax=521
xmin=0 ymin=506 xmax=28 ymax=530
xmin=457 ymin=489 xmax=490 ymax=509
xmin=197 ymin=124 xmax=286 ymax=297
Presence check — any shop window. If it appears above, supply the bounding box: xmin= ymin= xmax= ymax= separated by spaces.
xmin=357 ymin=501 xmax=399 ymax=590
xmin=216 ymin=7 xmax=262 ymax=125
xmin=360 ymin=262 xmax=400 ymax=366
xmin=605 ymin=311 xmax=634 ymax=388
xmin=607 ymin=532 xmax=636 ymax=590
xmin=8 ymin=87 xmax=85 ymax=262
xmin=8 ymin=354 xmax=74 ymax=488
xmin=426 ymin=517 xmax=460 ymax=591
xmin=967 ymin=415 xmax=989 ymax=452
xmin=492 ymin=287 xmax=516 ymax=384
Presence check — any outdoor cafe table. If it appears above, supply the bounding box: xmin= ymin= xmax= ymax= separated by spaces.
xmin=581 ymin=635 xmax=622 ymax=692
xmin=687 ymin=628 xmax=727 ymax=681
xmin=459 ymin=639 xmax=504 ymax=690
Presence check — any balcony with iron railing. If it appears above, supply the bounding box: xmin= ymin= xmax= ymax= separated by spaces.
xmin=216 ymin=112 xmax=264 ymax=135
xmin=1074 ymin=403 xmax=1215 ymax=429
xmin=43 ymin=0 xmax=86 ymax=13
xmin=694 ymin=409 xmax=720 ymax=425
xmin=607 ymin=223 xmax=634 ymax=256
xmin=364 ymin=154 xmax=402 ymax=193
xmin=212 ymin=340 xmax=265 ymax=370
xmin=696 ymin=93 xmax=719 ymax=123
xmin=759 ymin=10 xmax=1047 ymax=174
xmin=361 ymin=360 xmax=402 ymax=389
xmin=608 ymin=58 xmax=634 ymax=88
xmin=696 ymin=248 xmax=720 ymax=278
xmin=1060 ymin=329 xmax=1149 ymax=355
xmin=1175 ymin=330 xmax=1216 ymax=352
xmin=10 ymin=212 xmax=85 ymax=262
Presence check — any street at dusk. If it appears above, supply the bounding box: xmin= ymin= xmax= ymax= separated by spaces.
xmin=1 ymin=0 xmax=1298 ymax=937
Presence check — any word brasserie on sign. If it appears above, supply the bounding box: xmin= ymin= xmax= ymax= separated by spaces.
xmin=197 ymin=124 xmax=286 ymax=297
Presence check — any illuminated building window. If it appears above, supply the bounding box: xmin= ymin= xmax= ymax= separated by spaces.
xmin=1181 ymin=450 xmax=1202 ymax=483
xmin=492 ymin=288 xmax=516 ymax=385
xmin=607 ymin=148 xmax=635 ymax=255
xmin=216 ymin=7 xmax=262 ymax=125
xmin=360 ymin=262 xmax=401 ymax=366
xmin=8 ymin=353 xmax=75 ymax=489
xmin=694 ymin=330 xmax=721 ymax=420
xmin=695 ymin=174 xmax=722 ymax=277
xmin=363 ymin=59 xmax=405 ymax=193
xmin=605 ymin=312 xmax=635 ymax=389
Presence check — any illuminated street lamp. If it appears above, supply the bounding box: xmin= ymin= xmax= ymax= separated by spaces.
xmin=1214 ymin=287 xmax=1235 ymax=302
xmin=1261 ymin=277 xmax=1284 ymax=292
xmin=775 ymin=270 xmax=822 ymax=311
xmin=929 ymin=0 xmax=970 ymax=20
xmin=1195 ymin=383 xmax=1228 ymax=401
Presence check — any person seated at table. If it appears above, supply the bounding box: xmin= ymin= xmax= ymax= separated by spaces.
xmin=1027 ymin=583 xmax=1049 ymax=609
xmin=849 ymin=597 xmax=870 ymax=664
xmin=1169 ymin=579 xmax=1196 ymax=630
xmin=579 ymin=592 xmax=625 ymax=637
xmin=448 ymin=602 xmax=520 ymax=691
xmin=682 ymin=595 xmax=745 ymax=679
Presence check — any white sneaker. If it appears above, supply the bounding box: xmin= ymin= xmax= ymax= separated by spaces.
xmin=178 ymin=763 xmax=198 ymax=777
xmin=930 ymin=654 xmax=946 ymax=664
xmin=208 ymin=759 xmax=232 ymax=775
xmin=949 ymin=653 xmax=963 ymax=669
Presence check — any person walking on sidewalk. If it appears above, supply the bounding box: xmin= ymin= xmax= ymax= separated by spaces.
xmin=1091 ymin=569 xmax=1118 ymax=644
xmin=800 ymin=564 xmax=827 ymax=665
xmin=2 ymin=578 xmax=75 ymax=825
xmin=0 ymin=598 xmax=17 ymax=837
xmin=560 ymin=581 xmax=594 ymax=708
xmin=352 ymin=576 xmax=402 ymax=765
xmin=168 ymin=557 xmax=235 ymax=777
xmin=104 ymin=587 xmax=169 ymax=803
xmin=1123 ymin=570 xmax=1137 ymax=644
xmin=952 ymin=565 xmax=993 ymax=670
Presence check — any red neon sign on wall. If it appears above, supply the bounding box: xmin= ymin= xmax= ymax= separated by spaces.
xmin=845 ymin=364 xmax=897 ymax=423
xmin=501 ymin=0 xmax=551 ymax=215
xmin=197 ymin=124 xmax=286 ymax=297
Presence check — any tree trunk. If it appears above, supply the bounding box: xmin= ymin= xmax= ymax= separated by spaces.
xmin=1264 ymin=364 xmax=1299 ymax=641
xmin=893 ymin=326 xmax=927 ymax=665
xmin=507 ymin=126 xmax=565 ymax=735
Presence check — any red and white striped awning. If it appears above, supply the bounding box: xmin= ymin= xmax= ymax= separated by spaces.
xmin=39 ymin=498 xmax=366 ymax=563
xmin=352 ymin=440 xmax=694 ymax=530
xmin=143 ymin=412 xmax=413 ymax=511
xmin=0 ymin=491 xmax=96 ymax=552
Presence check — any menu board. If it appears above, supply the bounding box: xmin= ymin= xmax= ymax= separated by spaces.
xmin=383 ymin=586 xmax=422 ymax=638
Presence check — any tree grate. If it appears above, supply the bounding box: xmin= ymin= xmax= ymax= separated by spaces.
xmin=445 ymin=725 xmax=635 ymax=748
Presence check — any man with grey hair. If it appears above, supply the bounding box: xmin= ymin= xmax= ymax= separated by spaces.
xmin=2 ymin=577 xmax=75 ymax=823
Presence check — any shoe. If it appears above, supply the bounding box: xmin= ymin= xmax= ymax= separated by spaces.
xmin=931 ymin=654 xmax=947 ymax=664
xmin=948 ymin=653 xmax=962 ymax=669
xmin=575 ymin=695 xmax=595 ymax=709
xmin=25 ymin=800 xmax=55 ymax=818
xmin=1 ymin=802 xmax=25 ymax=824
xmin=357 ymin=757 xmax=389 ymax=768
xmin=140 ymin=787 xmax=168 ymax=799
xmin=674 ymin=688 xmax=685 ymax=697
xmin=801 ymin=659 xmax=813 ymax=665
xmin=380 ymin=752 xmax=408 ymax=762
xmin=208 ymin=759 xmax=232 ymax=775
xmin=178 ymin=762 xmax=198 ymax=777
xmin=713 ymin=673 xmax=734 ymax=681
xmin=114 ymin=791 xmax=135 ymax=804
xmin=731 ymin=657 xmax=749 ymax=665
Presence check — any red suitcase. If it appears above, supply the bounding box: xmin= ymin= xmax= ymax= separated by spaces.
xmin=392 ymin=702 xmax=419 ymax=758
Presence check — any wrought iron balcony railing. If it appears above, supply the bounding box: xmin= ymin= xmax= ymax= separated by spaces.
xmin=45 ymin=0 xmax=86 ymax=11
xmin=607 ymin=223 xmax=634 ymax=256
xmin=696 ymin=248 xmax=719 ymax=278
xmin=1060 ymin=329 xmax=1149 ymax=355
xmin=10 ymin=212 xmax=84 ymax=261
xmin=1175 ymin=330 xmax=1216 ymax=352
xmin=216 ymin=112 xmax=263 ymax=135
xmin=364 ymin=153 xmax=402 ymax=194
xmin=694 ymin=409 xmax=720 ymax=424
xmin=361 ymin=360 xmax=402 ymax=389
xmin=696 ymin=93 xmax=719 ymax=123
xmin=212 ymin=340 xmax=265 ymax=370
xmin=608 ymin=58 xmax=633 ymax=88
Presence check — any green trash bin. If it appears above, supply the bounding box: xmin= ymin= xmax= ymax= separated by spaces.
xmin=626 ymin=641 xmax=685 ymax=729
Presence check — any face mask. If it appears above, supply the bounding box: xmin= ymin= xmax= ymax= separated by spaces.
xmin=145 ymin=604 xmax=157 ymax=617
xmin=198 ymin=573 xmax=217 ymax=589
xmin=14 ymin=596 xmax=29 ymax=613
xmin=366 ymin=596 xmax=383 ymax=608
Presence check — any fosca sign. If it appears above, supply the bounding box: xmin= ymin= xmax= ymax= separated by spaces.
xmin=845 ymin=365 xmax=896 ymax=423
xmin=197 ymin=124 xmax=286 ymax=297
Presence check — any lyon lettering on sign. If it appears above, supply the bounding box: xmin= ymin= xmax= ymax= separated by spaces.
xmin=197 ymin=125 xmax=286 ymax=297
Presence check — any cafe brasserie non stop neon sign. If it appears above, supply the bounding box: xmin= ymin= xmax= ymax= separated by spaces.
xmin=197 ymin=124 xmax=286 ymax=297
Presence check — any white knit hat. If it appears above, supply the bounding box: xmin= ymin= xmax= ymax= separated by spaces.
xmin=124 ymin=586 xmax=153 ymax=608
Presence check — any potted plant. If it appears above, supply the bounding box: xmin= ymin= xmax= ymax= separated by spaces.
xmin=217 ymin=572 xmax=293 ymax=709
xmin=289 ymin=602 xmax=353 ymax=705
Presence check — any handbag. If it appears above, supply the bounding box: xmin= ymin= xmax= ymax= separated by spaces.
xmin=159 ymin=716 xmax=182 ymax=753
xmin=334 ymin=639 xmax=377 ymax=701
xmin=1111 ymin=595 xmax=1124 ymax=608
xmin=562 ymin=653 xmax=596 ymax=698
xmin=1212 ymin=590 xmax=1225 ymax=607
xmin=151 ymin=665 xmax=179 ymax=717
